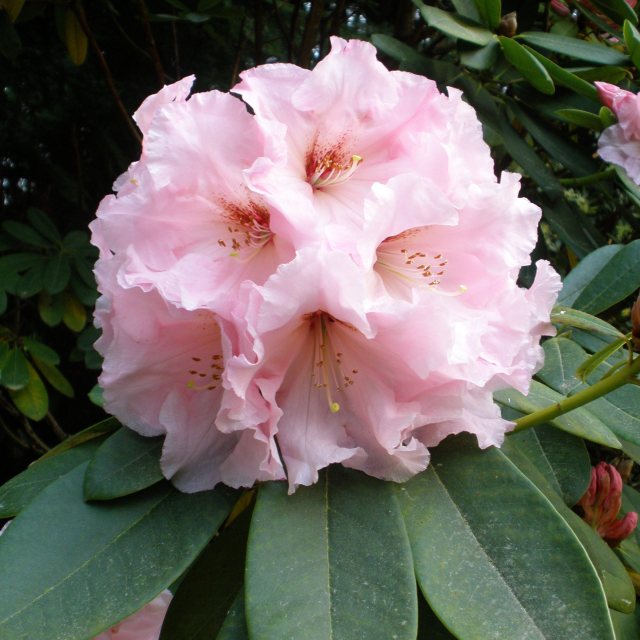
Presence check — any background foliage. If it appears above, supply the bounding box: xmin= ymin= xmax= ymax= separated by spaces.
xmin=3 ymin=0 xmax=640 ymax=638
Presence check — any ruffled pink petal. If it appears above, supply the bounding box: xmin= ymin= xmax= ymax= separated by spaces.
xmin=133 ymin=76 xmax=194 ymax=137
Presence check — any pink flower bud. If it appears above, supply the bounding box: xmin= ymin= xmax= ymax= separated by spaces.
xmin=595 ymin=81 xmax=624 ymax=111
xmin=578 ymin=462 xmax=638 ymax=547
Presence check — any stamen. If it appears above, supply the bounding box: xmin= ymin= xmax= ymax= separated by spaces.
xmin=216 ymin=199 xmax=273 ymax=258
xmin=376 ymin=229 xmax=466 ymax=295
xmin=308 ymin=312 xmax=359 ymax=413
xmin=309 ymin=154 xmax=363 ymax=189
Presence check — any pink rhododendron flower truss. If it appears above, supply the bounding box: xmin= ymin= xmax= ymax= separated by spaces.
xmin=93 ymin=590 xmax=172 ymax=640
xmin=92 ymin=37 xmax=560 ymax=493
xmin=595 ymin=81 xmax=640 ymax=184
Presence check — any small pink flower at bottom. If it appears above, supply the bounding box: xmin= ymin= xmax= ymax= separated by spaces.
xmin=577 ymin=461 xmax=638 ymax=547
xmin=93 ymin=590 xmax=172 ymax=640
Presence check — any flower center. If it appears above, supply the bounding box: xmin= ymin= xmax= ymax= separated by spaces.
xmin=308 ymin=154 xmax=363 ymax=189
xmin=185 ymin=314 xmax=224 ymax=392
xmin=376 ymin=229 xmax=448 ymax=287
xmin=217 ymin=199 xmax=273 ymax=257
xmin=308 ymin=312 xmax=359 ymax=413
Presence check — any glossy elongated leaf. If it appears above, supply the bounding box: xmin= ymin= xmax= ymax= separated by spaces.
xmin=26 ymin=208 xmax=61 ymax=244
xmin=417 ymin=4 xmax=494 ymax=46
xmin=551 ymin=306 xmax=624 ymax=338
xmin=500 ymin=37 xmax=555 ymax=93
xmin=418 ymin=593 xmax=457 ymax=639
xmin=62 ymin=291 xmax=87 ymax=331
xmin=524 ymin=46 xmax=598 ymax=99
xmin=39 ymin=417 xmax=120 ymax=461
xmin=575 ymin=336 xmax=629 ymax=381
xmin=503 ymin=441 xmax=635 ymax=613
xmin=518 ymin=31 xmax=629 ymax=65
xmin=371 ymin=34 xmax=432 ymax=75
xmin=399 ymin=437 xmax=615 ymax=639
xmin=21 ymin=337 xmax=59 ymax=365
xmin=459 ymin=39 xmax=499 ymax=69
xmin=507 ymin=424 xmax=591 ymax=506
xmin=572 ymin=240 xmax=640 ymax=314
xmin=559 ymin=245 xmax=624 ymax=306
xmin=535 ymin=337 xmax=640 ymax=448
xmin=616 ymin=538 xmax=640 ymax=574
xmin=43 ymin=254 xmax=71 ymax=295
xmin=0 ymin=439 xmax=104 ymax=517
xmin=509 ymin=102 xmax=599 ymax=176
xmin=474 ymin=0 xmax=500 ymax=29
xmin=495 ymin=380 xmax=621 ymax=447
xmin=9 ymin=361 xmax=48 ymax=420
xmin=38 ymin=291 xmax=64 ymax=327
xmin=555 ymin=108 xmax=604 ymax=129
xmin=573 ymin=66 xmax=630 ymax=84
xmin=160 ymin=508 xmax=250 ymax=639
xmin=624 ymin=20 xmax=640 ymax=67
xmin=216 ymin=592 xmax=248 ymax=640
xmin=2 ymin=220 xmax=50 ymax=248
xmin=612 ymin=608 xmax=640 ymax=640
xmin=0 ymin=346 xmax=29 ymax=390
xmin=33 ymin=357 xmax=74 ymax=397
xmin=84 ymin=427 xmax=164 ymax=500
xmin=0 ymin=465 xmax=233 ymax=640
xmin=245 ymin=467 xmax=417 ymax=640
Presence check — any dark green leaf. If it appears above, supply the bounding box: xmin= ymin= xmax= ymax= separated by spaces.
xmin=0 ymin=290 xmax=6 ymax=315
xmin=509 ymin=102 xmax=599 ymax=176
xmin=9 ymin=362 xmax=48 ymax=420
xmin=0 ymin=10 xmax=21 ymax=60
xmin=399 ymin=437 xmax=615 ymax=639
xmin=572 ymin=239 xmax=640 ymax=314
xmin=551 ymin=306 xmax=625 ymax=338
xmin=536 ymin=337 xmax=640 ymax=449
xmin=474 ymin=0 xmax=501 ymax=29
xmin=0 ymin=439 xmax=104 ymax=518
xmin=39 ymin=417 xmax=120 ymax=461
xmin=245 ymin=467 xmax=417 ymax=640
xmin=508 ymin=424 xmax=591 ymax=506
xmin=160 ymin=507 xmax=250 ymax=639
xmin=0 ymin=252 xmax=43 ymax=277
xmin=216 ymin=591 xmax=248 ymax=640
xmin=500 ymin=37 xmax=555 ymax=94
xmin=84 ymin=427 xmax=164 ymax=500
xmin=2 ymin=220 xmax=50 ymax=248
xmin=518 ymin=31 xmax=629 ymax=65
xmin=0 ymin=465 xmax=233 ymax=640
xmin=572 ymin=65 xmax=630 ymax=84
xmin=21 ymin=337 xmax=59 ymax=365
xmin=43 ymin=254 xmax=71 ymax=295
xmin=37 ymin=291 xmax=64 ymax=327
xmin=32 ymin=358 xmax=74 ymax=397
xmin=558 ymin=244 xmax=624 ymax=307
xmin=0 ymin=346 xmax=29 ymax=390
xmin=502 ymin=441 xmax=635 ymax=613
xmin=15 ymin=260 xmax=46 ymax=298
xmin=555 ymin=108 xmax=604 ymax=129
xmin=26 ymin=208 xmax=61 ymax=244
xmin=611 ymin=607 xmax=640 ymax=640
xmin=624 ymin=20 xmax=640 ymax=67
xmin=495 ymin=380 xmax=621 ymax=447
xmin=417 ymin=3 xmax=495 ymax=46
xmin=459 ymin=39 xmax=499 ymax=69
xmin=417 ymin=593 xmax=457 ymax=639
xmin=62 ymin=292 xmax=87 ymax=331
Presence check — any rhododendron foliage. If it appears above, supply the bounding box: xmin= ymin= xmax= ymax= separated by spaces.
xmin=91 ymin=37 xmax=560 ymax=493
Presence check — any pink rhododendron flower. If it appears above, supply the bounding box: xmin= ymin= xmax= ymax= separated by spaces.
xmin=92 ymin=37 xmax=560 ymax=493
xmin=577 ymin=462 xmax=638 ymax=547
xmin=93 ymin=590 xmax=172 ymax=640
xmin=595 ymin=81 xmax=640 ymax=183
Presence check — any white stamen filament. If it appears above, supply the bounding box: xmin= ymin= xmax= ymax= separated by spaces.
xmin=310 ymin=154 xmax=363 ymax=188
